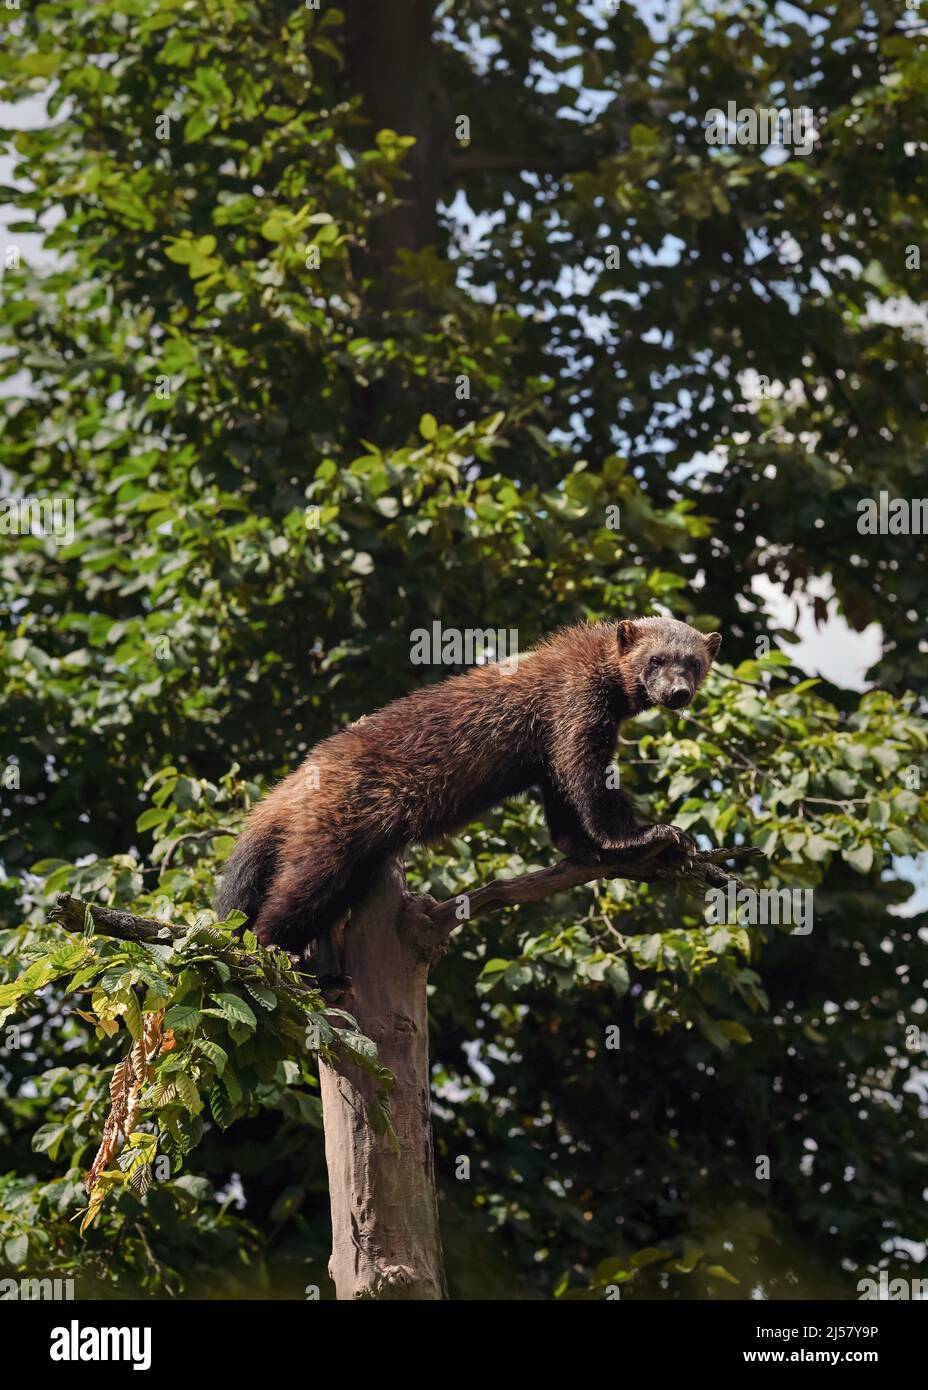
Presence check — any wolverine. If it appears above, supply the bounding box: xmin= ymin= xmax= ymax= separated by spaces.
xmin=215 ymin=617 xmax=722 ymax=956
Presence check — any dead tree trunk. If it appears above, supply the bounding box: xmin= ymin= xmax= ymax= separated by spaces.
xmin=318 ymin=859 xmax=448 ymax=1300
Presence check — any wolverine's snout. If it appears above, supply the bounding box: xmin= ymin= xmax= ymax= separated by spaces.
xmin=644 ymin=672 xmax=694 ymax=709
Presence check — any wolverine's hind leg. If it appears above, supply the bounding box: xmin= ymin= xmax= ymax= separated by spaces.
xmin=252 ymin=852 xmax=353 ymax=958
xmin=540 ymin=779 xmax=601 ymax=865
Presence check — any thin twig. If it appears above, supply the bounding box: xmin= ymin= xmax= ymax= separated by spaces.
xmin=160 ymin=828 xmax=234 ymax=875
xmin=683 ymin=713 xmax=786 ymax=788
xmin=802 ymin=797 xmax=869 ymax=809
xmin=715 ymin=669 xmax=768 ymax=690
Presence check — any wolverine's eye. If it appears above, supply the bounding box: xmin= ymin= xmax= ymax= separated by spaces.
xmin=648 ymin=656 xmax=661 ymax=670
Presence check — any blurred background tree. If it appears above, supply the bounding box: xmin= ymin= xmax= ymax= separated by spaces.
xmin=0 ymin=0 xmax=926 ymax=1299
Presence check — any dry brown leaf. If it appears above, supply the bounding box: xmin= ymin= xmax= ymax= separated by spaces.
xmin=84 ymin=1006 xmax=165 ymax=1202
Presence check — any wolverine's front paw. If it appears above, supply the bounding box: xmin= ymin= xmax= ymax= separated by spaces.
xmin=606 ymin=824 xmax=696 ymax=866
xmin=652 ymin=824 xmax=697 ymax=866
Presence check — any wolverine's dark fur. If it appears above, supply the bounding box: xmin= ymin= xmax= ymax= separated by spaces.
xmin=215 ymin=618 xmax=721 ymax=955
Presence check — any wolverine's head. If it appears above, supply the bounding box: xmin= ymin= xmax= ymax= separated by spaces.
xmin=617 ymin=617 xmax=721 ymax=713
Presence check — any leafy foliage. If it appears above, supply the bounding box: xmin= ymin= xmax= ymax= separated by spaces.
xmin=0 ymin=770 xmax=392 ymax=1292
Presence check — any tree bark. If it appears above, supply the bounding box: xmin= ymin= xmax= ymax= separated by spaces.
xmin=342 ymin=0 xmax=444 ymax=294
xmin=340 ymin=0 xmax=446 ymax=440
xmin=318 ymin=858 xmax=448 ymax=1300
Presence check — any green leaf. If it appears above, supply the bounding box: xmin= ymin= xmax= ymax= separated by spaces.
xmin=629 ymin=1246 xmax=671 ymax=1269
xmin=5 ymin=1233 xmax=29 ymax=1265
xmin=842 ymin=843 xmax=874 ymax=874
xmin=163 ymin=1004 xmax=201 ymax=1032
xmin=31 ymin=1123 xmax=68 ymax=1159
xmin=122 ymin=992 xmax=143 ymax=1041
xmin=172 ymin=1174 xmax=212 ymax=1201
xmin=209 ymin=993 xmax=258 ymax=1029
xmin=164 ymin=238 xmax=195 ymax=265
xmin=705 ymin=1264 xmax=740 ymax=1285
xmin=804 ymin=834 xmax=833 ymax=863
xmin=340 ymin=1032 xmax=378 ymax=1063
xmin=480 ymin=959 xmax=510 ymax=976
xmin=717 ymin=1020 xmax=752 ymax=1045
xmin=242 ymin=982 xmax=277 ymax=1011
xmin=222 ymin=1069 xmax=243 ymax=1106
xmin=196 ymin=1039 xmax=228 ymax=1073
xmin=160 ymin=36 xmax=196 ymax=66
xmin=184 ymin=110 xmax=217 ymax=143
xmin=209 ymin=1081 xmax=229 ymax=1128
xmin=668 ymin=1247 xmax=704 ymax=1274
xmin=174 ymin=1072 xmax=204 ymax=1115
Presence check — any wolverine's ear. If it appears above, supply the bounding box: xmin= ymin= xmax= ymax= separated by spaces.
xmin=704 ymin=632 xmax=722 ymax=660
xmin=616 ymin=619 xmax=641 ymax=654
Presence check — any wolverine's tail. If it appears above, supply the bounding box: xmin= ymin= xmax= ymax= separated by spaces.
xmin=214 ymin=824 xmax=280 ymax=928
xmin=249 ymin=848 xmax=364 ymax=956
xmin=214 ymin=820 xmax=362 ymax=957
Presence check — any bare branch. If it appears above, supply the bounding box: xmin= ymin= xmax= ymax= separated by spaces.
xmin=50 ymin=894 xmax=181 ymax=944
xmin=407 ymin=845 xmax=764 ymax=954
xmin=49 ymin=893 xmax=331 ymax=1001
xmin=53 ymin=842 xmax=765 ymax=971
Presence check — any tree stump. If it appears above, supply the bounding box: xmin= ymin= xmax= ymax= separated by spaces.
xmin=318 ymin=858 xmax=448 ymax=1300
